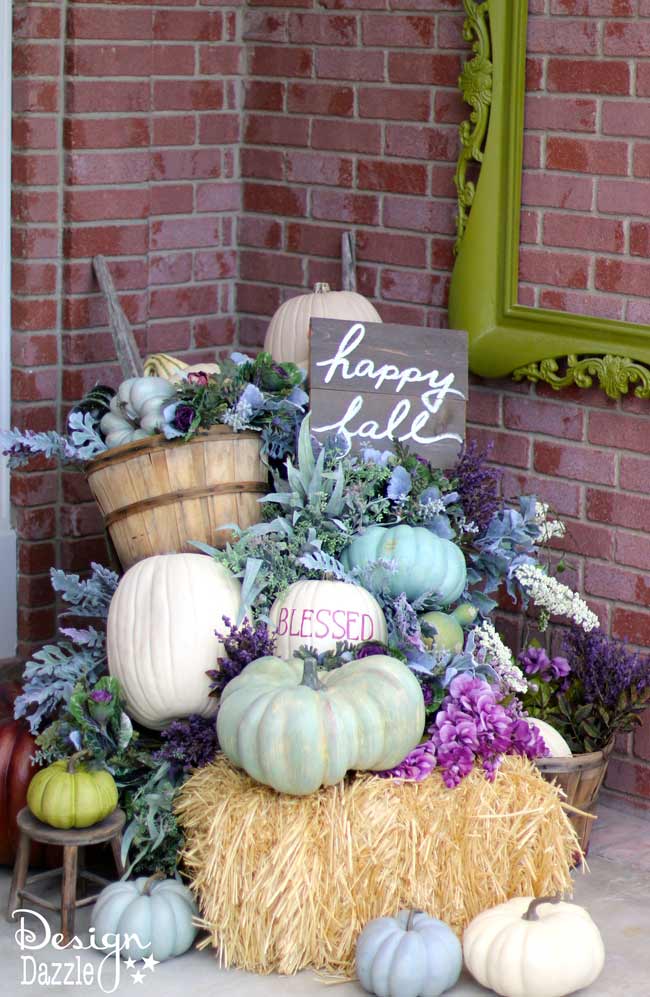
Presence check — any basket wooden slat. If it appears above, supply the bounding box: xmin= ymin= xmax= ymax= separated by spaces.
xmin=535 ymin=740 xmax=613 ymax=855
xmin=86 ymin=426 xmax=267 ymax=570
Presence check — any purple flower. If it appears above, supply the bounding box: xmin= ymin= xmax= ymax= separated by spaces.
xmin=519 ymin=646 xmax=572 ymax=686
xmin=187 ymin=371 xmax=210 ymax=386
xmin=173 ymin=404 xmax=196 ymax=434
xmin=379 ymin=742 xmax=436 ymax=782
xmin=154 ymin=714 xmax=219 ymax=776
xmin=207 ymin=616 xmax=276 ymax=698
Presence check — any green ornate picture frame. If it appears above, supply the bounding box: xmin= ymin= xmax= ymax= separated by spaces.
xmin=448 ymin=0 xmax=650 ymax=400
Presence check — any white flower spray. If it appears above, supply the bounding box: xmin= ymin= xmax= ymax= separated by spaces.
xmin=473 ymin=620 xmax=528 ymax=694
xmin=513 ymin=563 xmax=599 ymax=632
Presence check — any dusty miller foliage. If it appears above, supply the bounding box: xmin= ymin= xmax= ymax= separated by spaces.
xmin=14 ymin=562 xmax=119 ymax=733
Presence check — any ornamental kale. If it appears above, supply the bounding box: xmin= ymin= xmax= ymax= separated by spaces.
xmin=207 ymin=616 xmax=276 ymax=698
xmin=521 ymin=628 xmax=650 ymax=752
xmin=33 ymin=676 xmax=135 ymax=770
xmin=154 ymin=715 xmax=220 ymax=777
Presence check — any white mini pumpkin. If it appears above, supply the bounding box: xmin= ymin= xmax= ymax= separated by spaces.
xmin=269 ymin=579 xmax=388 ymax=659
xmin=107 ymin=553 xmax=242 ymax=729
xmin=264 ymin=282 xmax=381 ymax=367
xmin=463 ymin=895 xmax=605 ymax=997
xmin=526 ymin=717 xmax=572 ymax=757
xmin=100 ymin=376 xmax=175 ymax=448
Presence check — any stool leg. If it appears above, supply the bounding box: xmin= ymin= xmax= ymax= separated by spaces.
xmin=7 ymin=832 xmax=30 ymax=921
xmin=61 ymin=845 xmax=78 ymax=945
xmin=110 ymin=835 xmax=124 ymax=878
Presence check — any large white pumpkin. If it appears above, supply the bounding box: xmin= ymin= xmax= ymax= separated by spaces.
xmin=107 ymin=553 xmax=241 ymax=729
xmin=269 ymin=579 xmax=388 ymax=659
xmin=463 ymin=896 xmax=605 ymax=997
xmin=264 ymin=282 xmax=381 ymax=367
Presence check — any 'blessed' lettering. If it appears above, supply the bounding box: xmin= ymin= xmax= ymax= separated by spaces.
xmin=276 ymin=607 xmax=377 ymax=643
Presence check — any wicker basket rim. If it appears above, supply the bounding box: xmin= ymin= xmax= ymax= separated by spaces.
xmin=85 ymin=425 xmax=261 ymax=474
xmin=534 ymin=738 xmax=614 ymax=773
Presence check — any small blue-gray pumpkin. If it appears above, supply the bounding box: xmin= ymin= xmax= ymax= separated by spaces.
xmin=356 ymin=909 xmax=462 ymax=997
xmin=91 ymin=872 xmax=198 ymax=962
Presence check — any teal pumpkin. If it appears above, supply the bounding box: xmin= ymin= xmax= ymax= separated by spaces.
xmin=356 ymin=909 xmax=462 ymax=997
xmin=341 ymin=525 xmax=466 ymax=605
xmin=216 ymin=654 xmax=425 ymax=796
xmin=91 ymin=873 xmax=198 ymax=962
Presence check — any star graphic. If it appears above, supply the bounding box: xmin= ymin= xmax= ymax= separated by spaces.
xmin=124 ymin=958 xmax=136 ymax=970
xmin=141 ymin=954 xmax=159 ymax=973
xmin=131 ymin=970 xmax=145 ymax=985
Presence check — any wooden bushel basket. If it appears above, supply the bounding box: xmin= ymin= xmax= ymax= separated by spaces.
xmin=535 ymin=739 xmax=614 ymax=856
xmin=86 ymin=426 xmax=267 ymax=570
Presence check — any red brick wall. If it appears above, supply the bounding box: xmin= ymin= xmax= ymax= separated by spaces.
xmin=237 ymin=0 xmax=650 ymax=806
xmin=521 ymin=2 xmax=650 ymax=321
xmin=12 ymin=0 xmax=243 ymax=653
xmin=11 ymin=0 xmax=650 ymax=804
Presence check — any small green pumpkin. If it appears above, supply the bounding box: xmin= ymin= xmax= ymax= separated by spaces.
xmin=217 ymin=654 xmax=425 ymax=796
xmin=91 ymin=871 xmax=198 ymax=962
xmin=420 ymin=603 xmax=478 ymax=653
xmin=27 ymin=752 xmax=118 ymax=829
xmin=341 ymin=525 xmax=467 ymax=605
xmin=356 ymin=909 xmax=462 ymax=997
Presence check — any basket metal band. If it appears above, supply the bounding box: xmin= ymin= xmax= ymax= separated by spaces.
xmin=103 ymin=481 xmax=268 ymax=528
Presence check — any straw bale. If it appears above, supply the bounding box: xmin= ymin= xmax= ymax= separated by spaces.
xmin=175 ymin=754 xmax=579 ymax=977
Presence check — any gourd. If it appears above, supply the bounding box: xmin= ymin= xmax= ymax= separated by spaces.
xmin=342 ymin=525 xmax=467 ymax=605
xmin=463 ymin=895 xmax=605 ymax=997
xmin=143 ymin=352 xmax=189 ymax=379
xmin=107 ymin=553 xmax=242 ymax=729
xmin=526 ymin=717 xmax=572 ymax=757
xmin=356 ymin=909 xmax=462 ymax=997
xmin=100 ymin=376 xmax=175 ymax=448
xmin=269 ymin=579 xmax=388 ymax=659
xmin=264 ymin=282 xmax=381 ymax=368
xmin=420 ymin=603 xmax=478 ymax=653
xmin=91 ymin=871 xmax=198 ymax=962
xmin=217 ymin=653 xmax=425 ymax=795
xmin=27 ymin=752 xmax=118 ymax=829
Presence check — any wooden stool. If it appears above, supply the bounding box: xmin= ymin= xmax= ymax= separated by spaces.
xmin=7 ymin=807 xmax=125 ymax=944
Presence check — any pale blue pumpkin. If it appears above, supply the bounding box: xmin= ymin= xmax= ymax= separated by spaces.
xmin=341 ymin=525 xmax=466 ymax=605
xmin=356 ymin=909 xmax=462 ymax=997
xmin=91 ymin=873 xmax=198 ymax=962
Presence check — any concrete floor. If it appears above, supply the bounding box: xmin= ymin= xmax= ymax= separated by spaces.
xmin=2 ymin=795 xmax=649 ymax=997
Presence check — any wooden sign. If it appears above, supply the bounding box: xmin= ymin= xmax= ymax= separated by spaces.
xmin=309 ymin=319 xmax=468 ymax=468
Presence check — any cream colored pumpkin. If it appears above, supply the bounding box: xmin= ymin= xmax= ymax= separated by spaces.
xmin=525 ymin=717 xmax=572 ymax=757
xmin=107 ymin=553 xmax=242 ymax=729
xmin=463 ymin=896 xmax=605 ymax=997
xmin=264 ymin=282 xmax=381 ymax=367
xmin=269 ymin=579 xmax=388 ymax=659
xmin=217 ymin=654 xmax=425 ymax=795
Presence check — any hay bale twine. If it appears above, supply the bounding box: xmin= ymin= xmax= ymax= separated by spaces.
xmin=175 ymin=755 xmax=579 ymax=977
